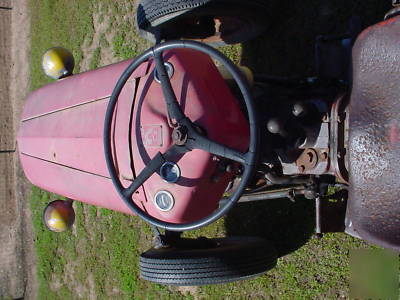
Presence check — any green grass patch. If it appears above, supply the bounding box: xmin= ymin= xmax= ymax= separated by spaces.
xmin=30 ymin=0 xmax=94 ymax=90
xmin=31 ymin=187 xmax=184 ymax=299
xmin=89 ymin=47 xmax=101 ymax=70
xmin=28 ymin=0 xmax=385 ymax=298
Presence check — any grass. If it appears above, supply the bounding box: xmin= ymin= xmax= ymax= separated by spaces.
xmin=28 ymin=0 xmax=391 ymax=299
xmin=30 ymin=0 xmax=94 ymax=90
xmin=89 ymin=47 xmax=101 ymax=70
xmin=31 ymin=187 xmax=182 ymax=299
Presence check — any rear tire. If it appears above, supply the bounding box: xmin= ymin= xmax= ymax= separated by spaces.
xmin=136 ymin=0 xmax=270 ymax=46
xmin=140 ymin=236 xmax=277 ymax=286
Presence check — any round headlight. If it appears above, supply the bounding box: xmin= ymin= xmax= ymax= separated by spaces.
xmin=42 ymin=47 xmax=75 ymax=80
xmin=43 ymin=200 xmax=75 ymax=232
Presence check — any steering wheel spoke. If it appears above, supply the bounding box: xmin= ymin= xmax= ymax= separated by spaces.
xmin=123 ymin=152 xmax=166 ymax=197
xmin=153 ymin=51 xmax=185 ymax=122
xmin=187 ymin=134 xmax=246 ymax=165
xmin=123 ymin=145 xmax=187 ymax=197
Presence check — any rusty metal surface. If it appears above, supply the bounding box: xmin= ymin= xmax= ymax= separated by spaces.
xmin=281 ymin=120 xmax=330 ymax=176
xmin=296 ymin=148 xmax=318 ymax=173
xmin=348 ymin=16 xmax=400 ymax=251
xmin=329 ymin=94 xmax=349 ymax=183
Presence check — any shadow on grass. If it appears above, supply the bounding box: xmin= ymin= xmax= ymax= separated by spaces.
xmin=225 ymin=197 xmax=315 ymax=257
xmin=225 ymin=0 xmax=391 ymax=258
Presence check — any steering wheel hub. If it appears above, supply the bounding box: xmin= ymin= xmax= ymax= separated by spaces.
xmin=172 ymin=125 xmax=188 ymax=145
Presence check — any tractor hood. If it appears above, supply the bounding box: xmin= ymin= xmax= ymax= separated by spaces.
xmin=18 ymin=49 xmax=249 ymax=223
xmin=18 ymin=59 xmax=149 ymax=214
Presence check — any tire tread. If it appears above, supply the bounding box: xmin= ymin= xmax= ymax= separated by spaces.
xmin=139 ymin=237 xmax=277 ymax=286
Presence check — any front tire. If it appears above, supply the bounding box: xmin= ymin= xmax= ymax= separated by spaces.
xmin=136 ymin=0 xmax=270 ymax=46
xmin=140 ymin=236 xmax=277 ymax=286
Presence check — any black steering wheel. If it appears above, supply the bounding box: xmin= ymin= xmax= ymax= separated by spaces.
xmin=104 ymin=40 xmax=259 ymax=231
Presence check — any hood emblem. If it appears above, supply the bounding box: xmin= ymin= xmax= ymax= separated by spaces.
xmin=141 ymin=125 xmax=163 ymax=148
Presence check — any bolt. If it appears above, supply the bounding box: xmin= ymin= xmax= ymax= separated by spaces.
xmin=307 ymin=152 xmax=314 ymax=163
xmin=172 ymin=126 xmax=187 ymax=145
xmin=292 ymin=103 xmax=306 ymax=117
xmin=304 ymin=189 xmax=317 ymax=200
xmin=321 ymin=152 xmax=328 ymax=160
xmin=288 ymin=190 xmax=296 ymax=203
xmin=226 ymin=164 xmax=235 ymax=173
xmin=267 ymin=118 xmax=282 ymax=134
xmin=263 ymin=162 xmax=274 ymax=169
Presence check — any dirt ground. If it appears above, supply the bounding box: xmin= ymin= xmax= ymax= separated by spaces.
xmin=0 ymin=0 xmax=37 ymax=299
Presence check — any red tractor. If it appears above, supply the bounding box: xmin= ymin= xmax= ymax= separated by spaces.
xmin=18 ymin=0 xmax=400 ymax=285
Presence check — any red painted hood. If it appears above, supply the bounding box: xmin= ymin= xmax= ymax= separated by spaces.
xmin=18 ymin=49 xmax=249 ymax=223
